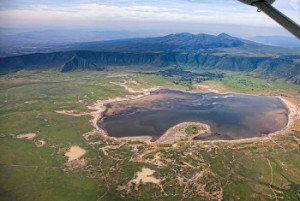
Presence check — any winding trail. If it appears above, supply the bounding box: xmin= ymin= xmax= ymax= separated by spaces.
xmin=267 ymin=158 xmax=278 ymax=201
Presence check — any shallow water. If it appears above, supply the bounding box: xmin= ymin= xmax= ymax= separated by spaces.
xmin=98 ymin=89 xmax=289 ymax=140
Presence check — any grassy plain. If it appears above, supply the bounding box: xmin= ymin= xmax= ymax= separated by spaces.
xmin=0 ymin=68 xmax=299 ymax=200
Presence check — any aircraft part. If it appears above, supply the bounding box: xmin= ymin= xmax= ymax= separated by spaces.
xmin=238 ymin=0 xmax=300 ymax=39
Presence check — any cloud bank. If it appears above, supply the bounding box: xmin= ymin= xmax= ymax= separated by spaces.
xmin=0 ymin=0 xmax=299 ymax=36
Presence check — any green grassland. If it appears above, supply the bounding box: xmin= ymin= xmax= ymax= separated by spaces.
xmin=0 ymin=68 xmax=300 ymax=200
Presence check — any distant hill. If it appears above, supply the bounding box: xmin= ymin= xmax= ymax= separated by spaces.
xmin=0 ymin=33 xmax=299 ymax=84
xmin=57 ymin=33 xmax=299 ymax=56
xmin=63 ymin=33 xmax=246 ymax=53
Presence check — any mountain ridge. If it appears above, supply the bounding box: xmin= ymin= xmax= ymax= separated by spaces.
xmin=0 ymin=33 xmax=299 ymax=84
xmin=58 ymin=32 xmax=299 ymax=56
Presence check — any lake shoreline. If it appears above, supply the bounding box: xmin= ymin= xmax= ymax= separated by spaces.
xmin=61 ymin=85 xmax=299 ymax=145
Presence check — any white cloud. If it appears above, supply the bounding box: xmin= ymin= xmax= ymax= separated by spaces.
xmin=0 ymin=1 xmax=299 ymax=31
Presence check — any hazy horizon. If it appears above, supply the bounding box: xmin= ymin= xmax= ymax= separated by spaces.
xmin=0 ymin=0 xmax=299 ymax=38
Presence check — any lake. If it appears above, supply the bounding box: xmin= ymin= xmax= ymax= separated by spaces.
xmin=98 ymin=89 xmax=289 ymax=140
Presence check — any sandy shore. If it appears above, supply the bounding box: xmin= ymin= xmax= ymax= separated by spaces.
xmin=272 ymin=97 xmax=300 ymax=135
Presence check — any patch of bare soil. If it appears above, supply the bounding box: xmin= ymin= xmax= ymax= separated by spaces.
xmin=64 ymin=146 xmax=86 ymax=162
xmin=106 ymin=72 xmax=136 ymax=78
xmin=15 ymin=133 xmax=36 ymax=140
xmin=24 ymin=100 xmax=38 ymax=104
xmin=54 ymin=110 xmax=89 ymax=117
xmin=65 ymin=158 xmax=86 ymax=169
xmin=118 ymin=167 xmax=163 ymax=192
xmin=196 ymin=84 xmax=232 ymax=94
xmin=35 ymin=140 xmax=45 ymax=147
xmin=293 ymin=119 xmax=300 ymax=131
xmin=197 ymin=85 xmax=220 ymax=93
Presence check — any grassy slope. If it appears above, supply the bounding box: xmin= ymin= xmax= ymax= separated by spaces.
xmin=0 ymin=69 xmax=299 ymax=200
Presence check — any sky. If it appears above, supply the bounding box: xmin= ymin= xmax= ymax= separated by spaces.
xmin=0 ymin=0 xmax=299 ymax=37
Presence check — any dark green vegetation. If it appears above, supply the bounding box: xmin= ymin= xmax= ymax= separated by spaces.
xmin=0 ymin=68 xmax=299 ymax=201
xmin=146 ymin=68 xmax=224 ymax=90
xmin=185 ymin=125 xmax=205 ymax=135
xmin=1 ymin=33 xmax=300 ymax=84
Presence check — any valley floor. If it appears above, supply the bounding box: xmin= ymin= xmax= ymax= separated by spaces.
xmin=0 ymin=69 xmax=300 ymax=201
